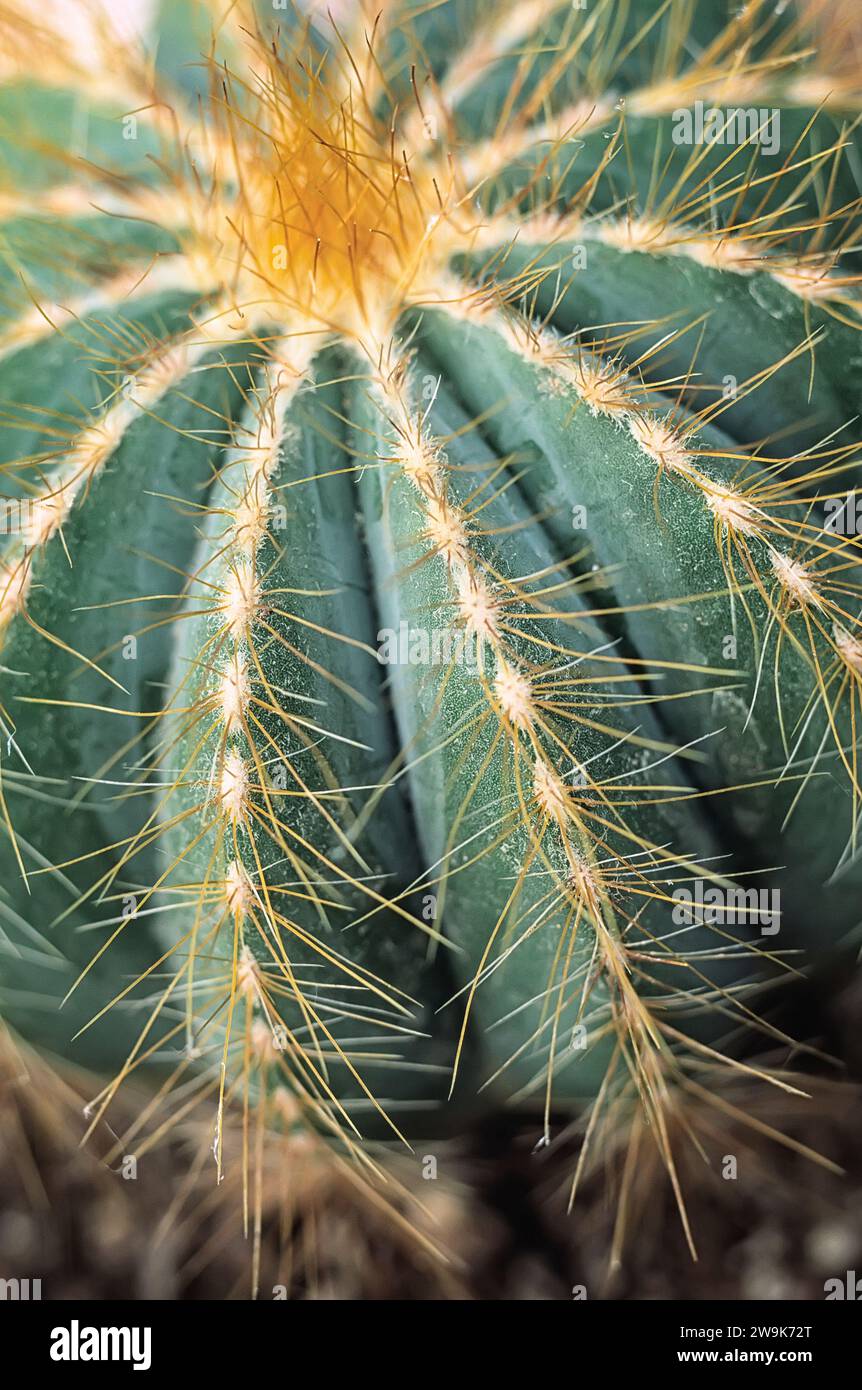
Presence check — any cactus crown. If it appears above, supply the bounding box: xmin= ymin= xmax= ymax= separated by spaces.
xmin=1 ymin=0 xmax=861 ymax=1283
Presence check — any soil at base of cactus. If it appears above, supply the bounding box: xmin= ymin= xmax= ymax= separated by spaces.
xmin=3 ymin=973 xmax=860 ymax=1300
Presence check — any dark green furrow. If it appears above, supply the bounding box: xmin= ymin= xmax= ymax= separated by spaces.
xmin=418 ymin=306 xmax=862 ymax=956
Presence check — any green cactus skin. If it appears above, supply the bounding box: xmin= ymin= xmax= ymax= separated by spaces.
xmin=1 ymin=0 xmax=862 ymax=1268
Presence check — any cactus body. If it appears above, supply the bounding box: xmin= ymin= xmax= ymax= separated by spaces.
xmin=1 ymin=0 xmax=861 ymax=1266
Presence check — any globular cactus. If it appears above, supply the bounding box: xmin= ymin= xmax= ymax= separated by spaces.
xmin=1 ymin=0 xmax=862 ymax=1286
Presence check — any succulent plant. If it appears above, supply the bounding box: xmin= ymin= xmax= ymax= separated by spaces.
xmin=2 ymin=0 xmax=862 ymax=1284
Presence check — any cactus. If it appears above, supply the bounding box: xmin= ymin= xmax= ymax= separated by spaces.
xmin=1 ymin=0 xmax=861 ymax=1287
